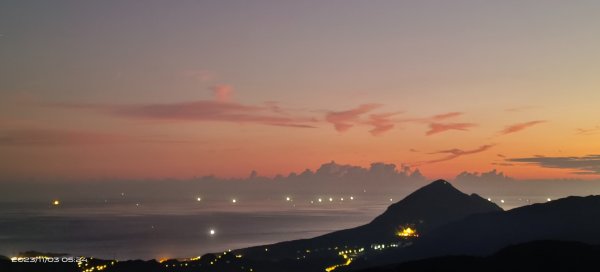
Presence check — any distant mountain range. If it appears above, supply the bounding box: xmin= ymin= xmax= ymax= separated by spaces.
xmin=3 ymin=180 xmax=600 ymax=272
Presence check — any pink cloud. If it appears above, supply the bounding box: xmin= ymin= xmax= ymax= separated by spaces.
xmin=210 ymin=84 xmax=233 ymax=102
xmin=325 ymin=104 xmax=381 ymax=132
xmin=431 ymin=112 xmax=463 ymax=120
xmin=397 ymin=111 xmax=463 ymax=123
xmin=115 ymin=101 xmax=317 ymax=127
xmin=426 ymin=144 xmax=494 ymax=164
xmin=366 ymin=112 xmax=401 ymax=136
xmin=426 ymin=122 xmax=476 ymax=135
xmin=49 ymin=85 xmax=317 ymax=128
xmin=53 ymin=100 xmax=317 ymax=128
xmin=500 ymin=120 xmax=546 ymax=135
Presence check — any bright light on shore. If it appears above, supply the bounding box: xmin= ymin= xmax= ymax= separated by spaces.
xmin=52 ymin=200 xmax=60 ymax=206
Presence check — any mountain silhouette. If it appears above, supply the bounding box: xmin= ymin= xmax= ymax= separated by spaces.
xmin=368 ymin=179 xmax=501 ymax=234
xmin=357 ymin=193 xmax=600 ymax=269
xmin=236 ymin=180 xmax=501 ymax=260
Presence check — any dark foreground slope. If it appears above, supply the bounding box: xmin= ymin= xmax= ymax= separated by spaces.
xmin=355 ymin=194 xmax=600 ymax=269
xmin=4 ymin=241 xmax=600 ymax=272
xmin=358 ymin=240 xmax=600 ymax=272
xmin=236 ymin=180 xmax=501 ymax=260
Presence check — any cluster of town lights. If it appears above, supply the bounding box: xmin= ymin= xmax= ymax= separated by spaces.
xmin=397 ymin=227 xmax=419 ymax=238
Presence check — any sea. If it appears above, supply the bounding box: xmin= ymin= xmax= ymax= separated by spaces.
xmin=0 ymin=190 xmax=561 ymax=260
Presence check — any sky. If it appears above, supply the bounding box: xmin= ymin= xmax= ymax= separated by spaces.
xmin=1 ymin=1 xmax=600 ymax=181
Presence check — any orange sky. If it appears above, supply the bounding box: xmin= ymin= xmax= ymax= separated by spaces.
xmin=1 ymin=1 xmax=600 ymax=181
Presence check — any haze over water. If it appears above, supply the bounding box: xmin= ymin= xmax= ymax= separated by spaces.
xmin=0 ymin=183 xmax=586 ymax=260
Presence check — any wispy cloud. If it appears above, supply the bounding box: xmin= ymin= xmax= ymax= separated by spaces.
xmin=576 ymin=125 xmax=600 ymax=135
xmin=398 ymin=111 xmax=464 ymax=123
xmin=51 ymin=86 xmax=318 ymax=129
xmin=395 ymin=111 xmax=476 ymax=136
xmin=507 ymin=155 xmax=600 ymax=175
xmin=114 ymin=101 xmax=317 ymax=128
xmin=426 ymin=122 xmax=477 ymax=136
xmin=425 ymin=144 xmax=494 ymax=164
xmin=325 ymin=104 xmax=382 ymax=132
xmin=431 ymin=112 xmax=463 ymax=120
xmin=499 ymin=120 xmax=546 ymax=135
xmin=366 ymin=112 xmax=401 ymax=136
xmin=505 ymin=106 xmax=537 ymax=112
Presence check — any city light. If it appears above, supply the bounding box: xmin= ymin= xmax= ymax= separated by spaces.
xmin=397 ymin=227 xmax=419 ymax=238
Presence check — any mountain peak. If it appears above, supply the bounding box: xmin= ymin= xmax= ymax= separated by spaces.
xmin=368 ymin=179 xmax=501 ymax=232
xmin=402 ymin=179 xmax=462 ymax=200
xmin=424 ymin=179 xmax=453 ymax=189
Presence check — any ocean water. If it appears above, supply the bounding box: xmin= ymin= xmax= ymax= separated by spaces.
xmin=0 ymin=195 xmax=390 ymax=260
xmin=0 ymin=192 xmax=557 ymax=260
